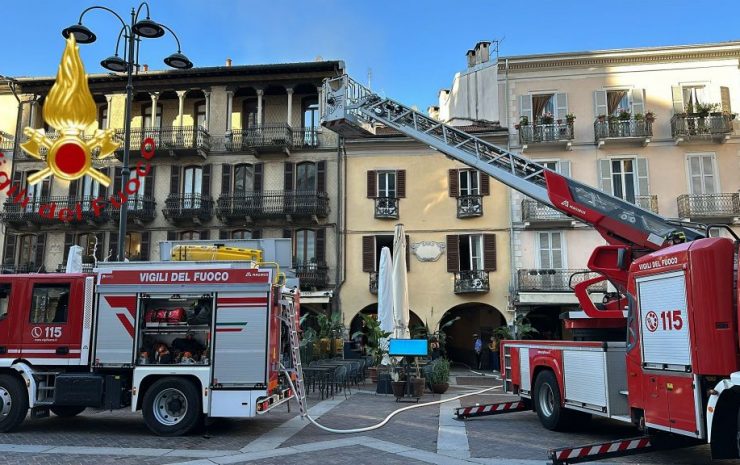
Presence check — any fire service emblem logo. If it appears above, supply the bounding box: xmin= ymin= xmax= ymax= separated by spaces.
xmin=20 ymin=36 xmax=119 ymax=186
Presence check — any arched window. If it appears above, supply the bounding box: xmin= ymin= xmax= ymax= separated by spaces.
xmin=295 ymin=162 xmax=316 ymax=191
xmin=295 ymin=229 xmax=316 ymax=266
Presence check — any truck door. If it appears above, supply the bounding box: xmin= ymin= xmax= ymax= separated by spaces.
xmin=0 ymin=278 xmax=18 ymax=360
xmin=21 ymin=277 xmax=84 ymax=364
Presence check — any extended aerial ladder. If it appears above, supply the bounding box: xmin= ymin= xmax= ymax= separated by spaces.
xmin=321 ymin=75 xmax=704 ymax=319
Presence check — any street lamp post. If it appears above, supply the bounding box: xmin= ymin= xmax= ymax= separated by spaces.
xmin=62 ymin=2 xmax=192 ymax=261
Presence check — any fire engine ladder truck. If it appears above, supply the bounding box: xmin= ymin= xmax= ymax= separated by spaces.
xmin=278 ymin=290 xmax=308 ymax=417
xmin=321 ymin=75 xmax=705 ymax=465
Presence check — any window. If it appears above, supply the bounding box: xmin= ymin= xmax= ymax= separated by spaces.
xmin=125 ymin=232 xmax=143 ymax=260
xmin=242 ymin=99 xmax=263 ymax=129
xmin=231 ymin=230 xmax=251 ymax=240
xmin=446 ymin=234 xmax=496 ymax=273
xmin=303 ymin=98 xmax=319 ymax=129
xmin=18 ymin=235 xmax=37 ymax=266
xmin=377 ymin=171 xmax=396 ymax=198
xmin=0 ymin=284 xmax=10 ymax=319
xmin=457 ymin=235 xmax=483 ymax=271
xmin=195 ymin=101 xmax=206 ymax=128
xmin=233 ymin=164 xmax=254 ymax=194
xmin=296 ymin=162 xmax=316 ymax=191
xmin=683 ymin=86 xmax=706 ymax=113
xmin=687 ymin=153 xmax=717 ymax=195
xmin=143 ymin=104 xmax=162 ymax=129
xmin=295 ymin=229 xmax=317 ymax=266
xmin=458 ymin=170 xmax=480 ymax=197
xmin=99 ymin=105 xmax=108 ymax=130
xmin=29 ymin=283 xmax=70 ymax=324
xmin=182 ymin=166 xmax=203 ymax=208
xmin=76 ymin=233 xmax=99 ymax=262
xmin=180 ymin=231 xmax=200 ymax=240
xmin=24 ymin=171 xmax=43 ymax=212
xmin=537 ymin=232 xmax=564 ymax=269
xmin=611 ymin=159 xmax=636 ymax=203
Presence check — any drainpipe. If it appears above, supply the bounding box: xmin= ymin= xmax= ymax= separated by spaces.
xmin=504 ymin=58 xmax=518 ymax=324
xmin=333 ymin=135 xmax=346 ymax=332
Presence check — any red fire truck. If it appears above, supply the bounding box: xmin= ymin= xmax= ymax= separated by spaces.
xmin=322 ymin=75 xmax=740 ymax=461
xmin=0 ymin=257 xmax=296 ymax=436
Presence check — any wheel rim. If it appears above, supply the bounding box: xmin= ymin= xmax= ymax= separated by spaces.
xmin=152 ymin=388 xmax=188 ymax=427
xmin=539 ymin=383 xmax=555 ymax=418
xmin=0 ymin=387 xmax=11 ymax=418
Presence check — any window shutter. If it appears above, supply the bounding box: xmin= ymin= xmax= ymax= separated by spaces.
xmin=598 ymin=159 xmax=613 ymax=194
xmin=405 ymin=234 xmax=410 ymax=271
xmin=113 ymin=167 xmax=123 ymax=195
xmin=34 ymin=233 xmax=46 ymax=270
xmin=201 ymin=164 xmax=211 ymax=197
xmin=480 ymin=173 xmax=490 ymax=196
xmin=594 ymin=90 xmax=608 ymax=118
xmin=558 ymin=160 xmax=571 ymax=178
xmin=254 ymin=163 xmax=263 ymax=192
xmin=221 ymin=164 xmax=232 ymax=194
xmin=252 ymin=229 xmax=262 ymax=239
xmin=284 ymin=162 xmax=294 ymax=191
xmin=397 ymin=170 xmax=406 ymax=198
xmin=636 ymin=158 xmax=649 ymax=196
xmin=283 ymin=229 xmax=292 ymax=239
xmin=2 ymin=234 xmax=16 ymax=267
xmin=720 ymin=86 xmax=732 ymax=114
xmin=219 ymin=230 xmax=228 ymax=240
xmin=519 ymin=95 xmax=533 ymax=122
xmin=167 ymin=231 xmax=177 ymax=241
xmin=362 ymin=236 xmax=375 ymax=272
xmin=366 ymin=170 xmax=377 ymax=198
xmin=448 ymin=169 xmax=459 ymax=197
xmin=483 ymin=234 xmax=497 ymax=271
xmin=631 ymin=89 xmax=645 ymax=116
xmin=316 ymin=228 xmax=326 ymax=264
xmin=108 ymin=232 xmax=119 ymax=261
xmin=671 ymin=86 xmax=685 ymax=114
xmin=140 ymin=232 xmax=150 ymax=261
xmin=63 ymin=233 xmax=75 ymax=262
xmin=446 ymin=235 xmax=459 ymax=272
xmin=170 ymin=166 xmax=180 ymax=194
xmin=555 ymin=93 xmax=568 ymax=120
xmin=144 ymin=166 xmax=155 ymax=198
xmin=317 ymin=160 xmax=326 ymax=193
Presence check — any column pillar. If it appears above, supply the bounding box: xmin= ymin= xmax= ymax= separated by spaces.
xmin=203 ymin=89 xmax=211 ymax=131
xmin=149 ymin=92 xmax=160 ymax=129
xmin=286 ymin=88 xmax=294 ymax=127
xmin=104 ymin=94 xmax=114 ymax=129
xmin=256 ymin=89 xmax=264 ymax=128
xmin=176 ymin=90 xmax=187 ymax=127
xmin=225 ymin=90 xmax=234 ymax=132
xmin=29 ymin=99 xmax=38 ymax=129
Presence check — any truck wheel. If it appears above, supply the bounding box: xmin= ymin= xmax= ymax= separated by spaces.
xmin=534 ymin=370 xmax=570 ymax=431
xmin=142 ymin=377 xmax=200 ymax=436
xmin=0 ymin=374 xmax=28 ymax=432
xmin=51 ymin=406 xmax=86 ymax=417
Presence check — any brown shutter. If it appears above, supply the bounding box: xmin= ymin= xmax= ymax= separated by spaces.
xmin=397 ymin=170 xmax=406 ymax=198
xmin=316 ymin=228 xmax=326 ymax=264
xmin=483 ymin=234 xmax=497 ymax=271
xmin=144 ymin=165 xmax=155 ymax=198
xmin=448 ymin=169 xmax=459 ymax=197
xmin=201 ymin=164 xmax=211 ymax=197
xmin=284 ymin=162 xmax=294 ymax=191
xmin=140 ymin=232 xmax=151 ymax=261
xmin=2 ymin=234 xmax=16 ymax=267
xmin=167 ymin=231 xmax=177 ymax=241
xmin=108 ymin=232 xmax=119 ymax=261
xmin=62 ymin=233 xmax=75 ymax=262
xmin=11 ymin=170 xmax=22 ymax=187
xmin=252 ymin=229 xmax=262 ymax=239
xmin=362 ymin=235 xmax=375 ymax=272
xmin=34 ymin=234 xmax=46 ymax=271
xmin=169 ymin=166 xmax=180 ymax=194
xmin=219 ymin=230 xmax=228 ymax=240
xmin=254 ymin=163 xmax=263 ymax=192
xmin=446 ymin=235 xmax=459 ymax=272
xmin=200 ymin=229 xmax=210 ymax=240
xmin=367 ymin=170 xmax=377 ymax=198
xmin=317 ymin=161 xmax=326 ymax=193
xmin=481 ymin=173 xmax=490 ymax=196
xmin=221 ymin=164 xmax=232 ymax=194
xmin=405 ymin=234 xmax=410 ymax=271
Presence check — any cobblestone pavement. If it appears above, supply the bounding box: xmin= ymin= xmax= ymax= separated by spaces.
xmin=0 ymin=370 xmax=730 ymax=465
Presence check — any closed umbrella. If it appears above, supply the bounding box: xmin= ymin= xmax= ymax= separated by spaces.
xmin=392 ymin=224 xmax=410 ymax=339
xmin=377 ymin=247 xmax=393 ymax=364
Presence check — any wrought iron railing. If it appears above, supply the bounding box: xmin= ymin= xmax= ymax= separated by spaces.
xmin=64 ymin=195 xmax=110 ymax=223
xmin=517 ymin=269 xmax=608 ymax=292
xmin=225 ymin=124 xmax=292 ymax=152
xmin=453 ymin=270 xmax=490 ymax=294
xmin=671 ymin=114 xmax=733 ymax=139
xmin=109 ymin=195 xmax=157 ymax=222
xmin=635 ymin=195 xmax=659 ymax=214
xmin=163 ymin=193 xmax=214 ymax=222
xmin=521 ymin=199 xmax=570 ymax=222
xmin=677 ymin=193 xmax=740 ymax=219
xmin=374 ymin=197 xmax=399 ymax=219
xmin=295 ymin=262 xmax=329 ymax=290
xmin=369 ymin=271 xmax=378 ymax=294
xmin=594 ymin=119 xmax=652 ymax=141
xmin=55 ymin=263 xmax=95 ymax=273
xmin=115 ymin=126 xmax=210 ymax=153
xmin=2 ymin=197 xmax=54 ymax=225
xmin=217 ymin=191 xmax=329 ymax=219
xmin=0 ymin=137 xmax=14 ymax=151
xmin=457 ymin=195 xmax=483 ymax=218
xmin=0 ymin=263 xmax=46 ymax=274
xmin=519 ymin=123 xmax=574 ymax=145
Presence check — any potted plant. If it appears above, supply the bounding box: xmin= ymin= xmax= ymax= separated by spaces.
xmin=597 ymin=114 xmax=606 ymax=123
xmin=539 ymin=112 xmax=554 ymax=125
xmin=390 ymin=363 xmax=406 ymax=399
xmin=494 ymin=314 xmax=539 ymax=340
xmin=519 ymin=115 xmax=529 ymax=126
xmin=618 ymin=108 xmax=631 ymax=121
xmin=316 ymin=312 xmax=345 ymax=357
xmin=429 ymin=358 xmax=451 ymax=394
xmin=565 ymin=113 xmax=576 ymax=124
xmin=694 ymin=102 xmax=719 ymax=118
xmin=351 ymin=313 xmax=391 ymax=382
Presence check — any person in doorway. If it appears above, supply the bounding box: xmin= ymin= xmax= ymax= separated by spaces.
xmin=473 ymin=334 xmax=483 ymax=369
xmin=489 ymin=336 xmax=500 ymax=373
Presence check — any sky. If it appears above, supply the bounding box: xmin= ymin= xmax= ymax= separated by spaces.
xmin=2 ymin=0 xmax=740 ymax=110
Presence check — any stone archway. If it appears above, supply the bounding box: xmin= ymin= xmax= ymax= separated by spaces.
xmin=439 ymin=302 xmax=506 ymax=369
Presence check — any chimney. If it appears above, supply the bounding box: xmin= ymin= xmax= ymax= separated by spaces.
xmin=225 ymin=58 xmax=232 ymax=67
xmin=466 ymin=49 xmax=476 ymax=69
xmin=142 ymin=64 xmax=149 ymax=72
xmin=474 ymin=41 xmax=491 ymax=65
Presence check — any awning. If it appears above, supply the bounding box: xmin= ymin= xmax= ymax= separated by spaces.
xmin=299 ymin=290 xmax=334 ymax=304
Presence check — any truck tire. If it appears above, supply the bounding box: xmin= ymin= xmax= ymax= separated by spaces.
xmin=0 ymin=374 xmax=28 ymax=432
xmin=534 ymin=370 xmax=570 ymax=431
xmin=142 ymin=377 xmax=200 ymax=436
xmin=51 ymin=406 xmax=86 ymax=417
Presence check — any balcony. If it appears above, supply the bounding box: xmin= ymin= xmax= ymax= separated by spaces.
xmin=594 ymin=119 xmax=652 ymax=147
xmin=295 ymin=262 xmax=329 ymax=290
xmin=369 ymin=271 xmax=378 ymax=294
xmin=677 ymin=193 xmax=740 ymax=222
xmin=64 ymin=196 xmax=110 ymax=225
xmin=226 ymin=124 xmax=292 ymax=156
xmin=453 ymin=270 xmax=490 ymax=294
xmin=671 ymin=114 xmax=733 ymax=143
xmin=521 ymin=199 xmax=573 ymax=227
xmin=109 ymin=196 xmax=157 ymax=223
xmin=163 ymin=194 xmax=214 ymax=224
xmin=518 ymin=123 xmax=574 ymax=151
xmin=217 ymin=191 xmax=329 ymax=223
xmin=2 ymin=198 xmax=54 ymax=226
xmin=292 ymin=127 xmax=338 ymax=150
xmin=0 ymin=136 xmax=14 ymax=152
xmin=374 ymin=197 xmax=399 ymax=219
xmin=0 ymin=263 xmax=45 ymax=274
xmin=115 ymin=126 xmax=210 ymax=158
xmin=517 ymin=269 xmax=608 ymax=293
xmin=635 ymin=195 xmax=659 ymax=214
xmin=457 ymin=195 xmax=483 ymax=218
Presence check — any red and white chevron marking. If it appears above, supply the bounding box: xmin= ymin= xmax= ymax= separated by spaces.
xmin=553 ymin=437 xmax=651 ymax=462
xmin=457 ymin=401 xmax=526 ymax=416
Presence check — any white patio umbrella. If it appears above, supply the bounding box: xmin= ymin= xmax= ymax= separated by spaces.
xmin=392 ymin=224 xmax=410 ymax=339
xmin=377 ymin=247 xmax=394 ymax=364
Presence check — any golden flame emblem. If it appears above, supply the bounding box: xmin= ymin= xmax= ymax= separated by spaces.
xmin=20 ymin=36 xmax=119 ymax=186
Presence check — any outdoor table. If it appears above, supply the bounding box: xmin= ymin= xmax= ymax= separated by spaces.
xmin=302 ymin=366 xmax=334 ymax=399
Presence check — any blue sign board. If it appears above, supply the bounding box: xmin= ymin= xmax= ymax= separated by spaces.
xmin=388 ymin=338 xmax=429 ymax=357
